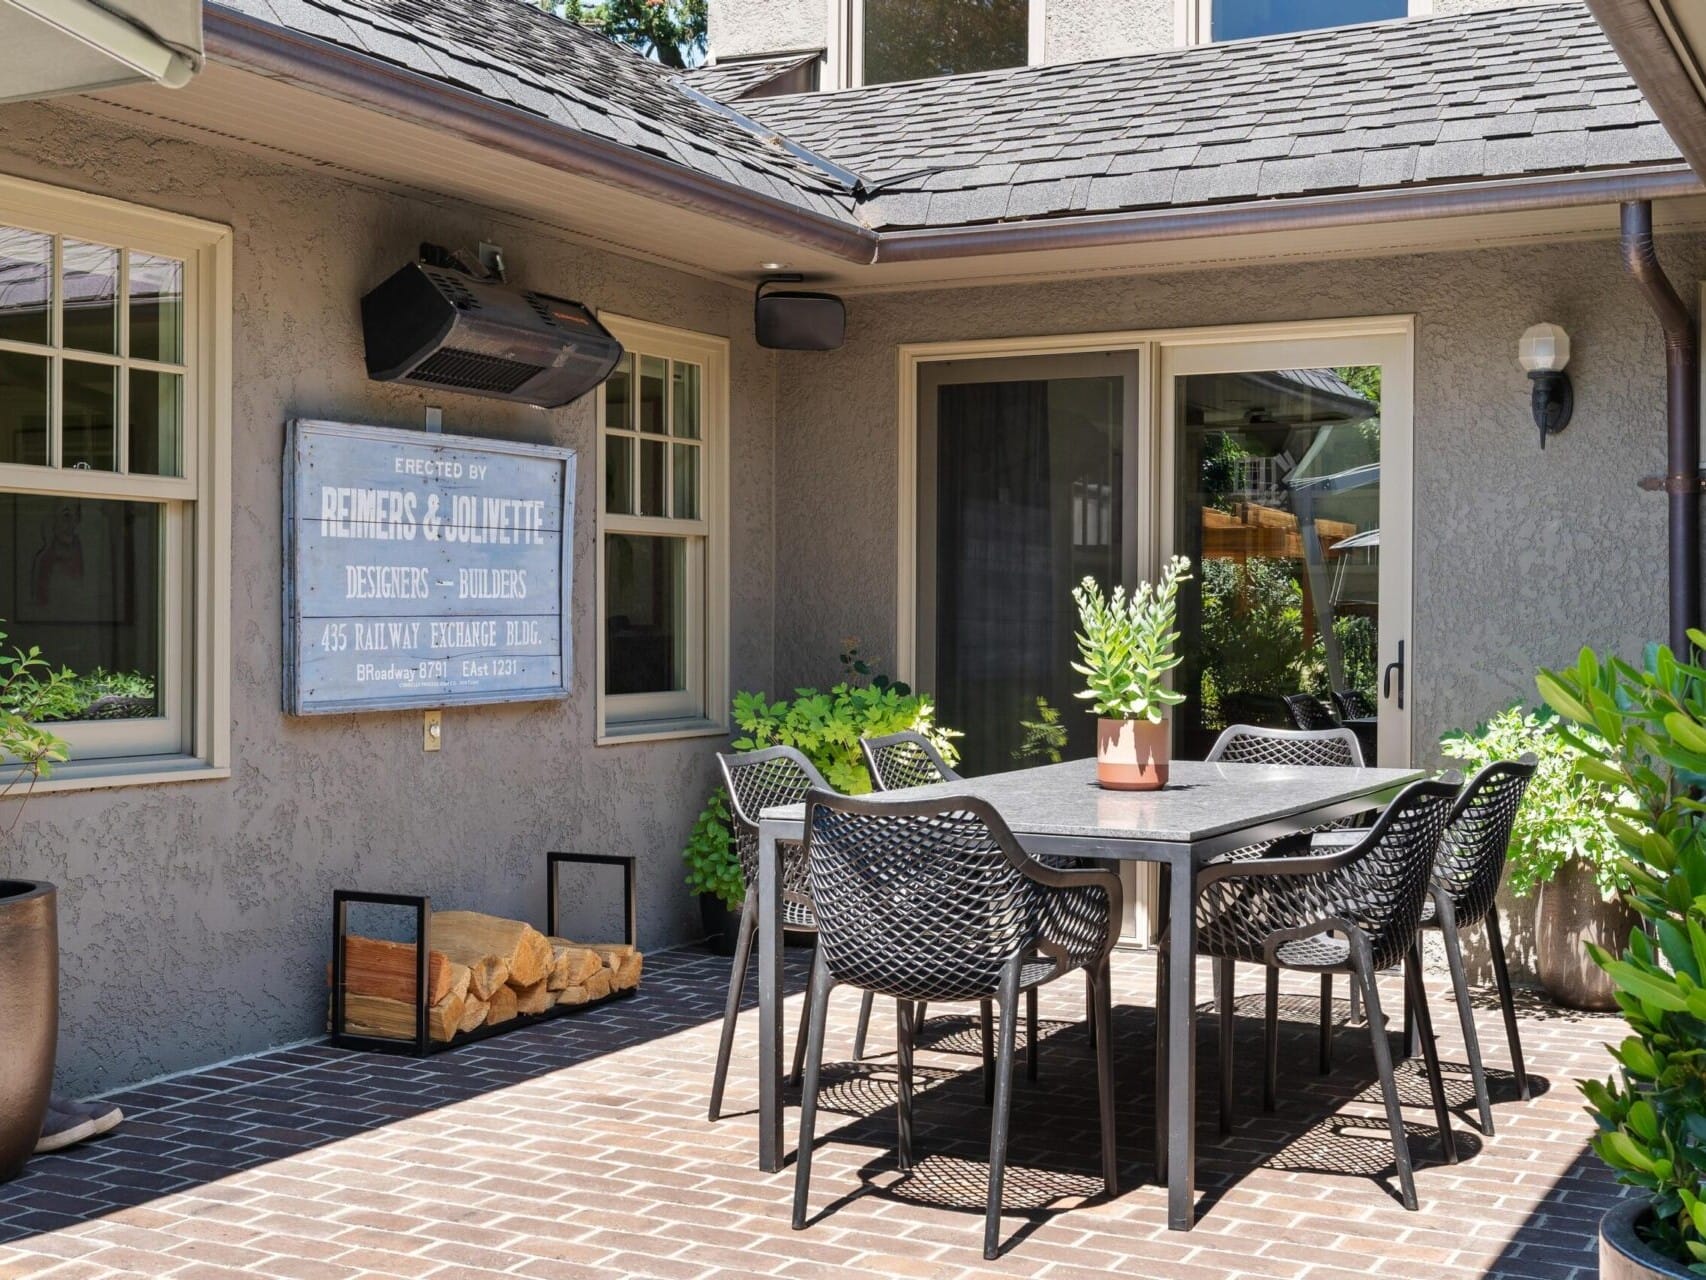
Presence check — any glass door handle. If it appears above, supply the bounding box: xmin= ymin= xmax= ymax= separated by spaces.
xmin=1382 ymin=640 xmax=1405 ymax=712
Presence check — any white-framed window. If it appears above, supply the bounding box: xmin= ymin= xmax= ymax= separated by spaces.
xmin=1177 ymin=0 xmax=1427 ymax=44
xmin=0 ymin=174 xmax=231 ymax=788
xmin=830 ymin=0 xmax=1045 ymax=88
xmin=594 ymin=315 xmax=728 ymax=743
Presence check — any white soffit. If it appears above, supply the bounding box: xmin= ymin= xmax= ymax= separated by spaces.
xmin=68 ymin=64 xmax=1706 ymax=293
xmin=0 ymin=0 xmax=201 ymax=104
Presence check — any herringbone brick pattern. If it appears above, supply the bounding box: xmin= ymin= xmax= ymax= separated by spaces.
xmin=0 ymin=948 xmax=1627 ymax=1278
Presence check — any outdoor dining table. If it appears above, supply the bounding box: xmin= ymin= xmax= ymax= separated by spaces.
xmin=752 ymin=754 xmax=1425 ymax=1230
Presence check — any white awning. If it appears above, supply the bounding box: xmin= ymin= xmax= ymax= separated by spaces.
xmin=0 ymin=0 xmax=200 ymax=104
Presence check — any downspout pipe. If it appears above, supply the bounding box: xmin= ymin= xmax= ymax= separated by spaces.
xmin=1620 ymin=199 xmax=1700 ymax=654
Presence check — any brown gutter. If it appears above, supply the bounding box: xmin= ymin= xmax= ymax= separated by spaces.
xmin=1585 ymin=0 xmax=1706 ymax=178
xmin=1621 ymin=199 xmax=1700 ymax=652
xmin=875 ymin=166 xmax=1704 ymax=262
xmin=201 ymin=5 xmax=879 ymax=265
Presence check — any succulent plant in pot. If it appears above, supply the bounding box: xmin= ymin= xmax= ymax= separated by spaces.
xmin=1537 ymin=639 xmax=1706 ymax=1279
xmin=0 ymin=627 xmax=70 ymax=1181
xmin=1071 ymin=557 xmax=1192 ymax=791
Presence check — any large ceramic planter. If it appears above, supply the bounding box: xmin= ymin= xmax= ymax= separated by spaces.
xmin=1602 ymin=1199 xmax=1695 ymax=1280
xmin=1096 ymin=717 xmax=1169 ymax=791
xmin=0 ymin=880 xmax=56 ymax=1182
xmin=1536 ymin=857 xmax=1638 ymax=1011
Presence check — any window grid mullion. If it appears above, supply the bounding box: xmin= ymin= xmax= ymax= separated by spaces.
xmin=50 ymin=235 xmax=62 ymax=469
xmin=117 ymin=250 xmax=130 ymax=474
xmin=628 ymin=356 xmax=641 ymax=515
xmin=664 ymin=358 xmax=675 ymax=518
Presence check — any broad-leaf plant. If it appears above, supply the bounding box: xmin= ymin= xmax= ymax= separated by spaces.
xmin=682 ymin=649 xmax=959 ymax=911
xmin=1071 ymin=557 xmax=1192 ymax=724
xmin=1440 ymin=705 xmax=1629 ymax=897
xmin=1537 ymin=637 xmax=1706 ymax=1272
xmin=0 ymin=625 xmax=70 ymax=873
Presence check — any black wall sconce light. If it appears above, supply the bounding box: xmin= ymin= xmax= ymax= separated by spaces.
xmin=1519 ymin=322 xmax=1573 ymax=448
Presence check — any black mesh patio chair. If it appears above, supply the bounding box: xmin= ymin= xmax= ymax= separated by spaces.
xmin=792 ymin=791 xmax=1122 ymax=1259
xmin=1332 ymin=689 xmax=1377 ymax=721
xmin=1207 ymin=724 xmax=1363 ymax=770
xmin=861 ymin=731 xmax=961 ymax=793
xmin=1283 ymin=692 xmax=1338 ymax=731
xmin=1178 ymin=775 xmax=1463 ymax=1210
xmin=1406 ymin=754 xmax=1538 ymax=1135
xmin=707 ymin=746 xmax=878 ymax=1122
xmin=859 ymin=731 xmax=1054 ymax=1085
xmin=1205 ymin=724 xmax=1367 ymax=1033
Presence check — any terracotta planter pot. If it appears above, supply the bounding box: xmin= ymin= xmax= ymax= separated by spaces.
xmin=1536 ymin=857 xmax=1638 ymax=1012
xmin=0 ymin=880 xmax=56 ymax=1182
xmin=1096 ymin=717 xmax=1169 ymax=791
xmin=1601 ymin=1199 xmax=1696 ymax=1280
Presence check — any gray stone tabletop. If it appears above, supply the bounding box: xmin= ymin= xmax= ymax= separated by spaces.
xmin=761 ymin=757 xmax=1426 ymax=844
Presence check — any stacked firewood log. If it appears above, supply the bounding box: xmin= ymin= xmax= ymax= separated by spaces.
xmin=331 ymin=910 xmax=642 ymax=1043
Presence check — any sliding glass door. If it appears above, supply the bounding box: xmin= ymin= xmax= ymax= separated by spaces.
xmin=910 ymin=326 xmax=1411 ymax=779
xmin=915 ymin=353 xmax=1140 ymax=777
xmin=1161 ymin=330 xmax=1412 ymax=767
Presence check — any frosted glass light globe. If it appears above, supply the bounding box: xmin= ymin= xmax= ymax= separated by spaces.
xmin=1518 ymin=323 xmax=1571 ymax=374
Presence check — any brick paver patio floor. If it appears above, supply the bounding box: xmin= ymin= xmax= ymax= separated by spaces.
xmin=0 ymin=946 xmax=1628 ymax=1279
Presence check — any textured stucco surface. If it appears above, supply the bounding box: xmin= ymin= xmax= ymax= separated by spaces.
xmin=0 ymin=102 xmax=777 ymax=1095
xmin=1046 ymin=0 xmax=1176 ymax=60
xmin=708 ymin=0 xmax=828 ymax=60
xmin=769 ymin=234 xmax=1703 ymax=975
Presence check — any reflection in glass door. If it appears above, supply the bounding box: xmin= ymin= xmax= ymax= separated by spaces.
xmin=917 ymin=354 xmax=1138 ymax=777
xmin=1165 ymin=336 xmax=1411 ymax=767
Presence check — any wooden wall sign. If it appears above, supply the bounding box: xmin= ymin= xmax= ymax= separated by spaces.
xmin=283 ymin=419 xmax=576 ymax=715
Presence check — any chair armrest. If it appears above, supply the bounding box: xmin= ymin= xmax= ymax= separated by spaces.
xmin=1198 ymin=834 xmax=1371 ymax=888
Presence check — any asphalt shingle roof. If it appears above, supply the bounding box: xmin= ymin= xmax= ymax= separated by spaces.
xmin=684 ymin=50 xmax=821 ymax=100
xmin=209 ymin=0 xmax=861 ymax=224
xmin=744 ymin=1 xmax=1684 ymax=231
xmin=211 ymin=0 xmax=1686 ymax=237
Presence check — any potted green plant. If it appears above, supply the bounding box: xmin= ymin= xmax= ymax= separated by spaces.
xmin=1071 ymin=558 xmax=1191 ymax=791
xmin=1538 ymin=639 xmax=1706 ymax=1279
xmin=681 ymin=649 xmax=959 ymax=947
xmin=1440 ymin=705 xmax=1635 ymax=1010
xmin=684 ymin=788 xmax=744 ymax=955
xmin=0 ymin=627 xmax=69 ymax=1182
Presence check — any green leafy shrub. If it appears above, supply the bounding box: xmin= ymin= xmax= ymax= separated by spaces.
xmin=681 ymin=654 xmax=959 ymax=908
xmin=1071 ymin=557 xmax=1192 ymax=723
xmin=682 ymin=787 xmax=742 ymax=911
xmin=730 ymin=678 xmax=958 ymax=795
xmin=1439 ymin=705 xmax=1628 ymax=896
xmin=0 ymin=626 xmax=71 ymax=868
xmin=1537 ymin=639 xmax=1706 ymax=1271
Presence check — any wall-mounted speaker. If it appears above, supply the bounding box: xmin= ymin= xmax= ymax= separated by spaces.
xmin=754 ymin=276 xmax=845 ymax=351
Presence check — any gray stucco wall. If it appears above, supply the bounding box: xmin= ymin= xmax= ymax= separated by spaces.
xmin=769 ymin=233 xmax=1702 ymax=975
xmin=708 ymin=0 xmax=828 ymax=60
xmin=0 ymin=102 xmax=777 ymax=1094
xmin=1045 ymin=0 xmax=1175 ymax=59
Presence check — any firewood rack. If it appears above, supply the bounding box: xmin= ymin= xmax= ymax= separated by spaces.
xmin=328 ymin=851 xmax=637 ymax=1056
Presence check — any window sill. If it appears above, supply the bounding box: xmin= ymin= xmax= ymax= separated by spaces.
xmin=16 ymin=756 xmax=229 ymax=795
xmin=597 ymin=717 xmax=729 ymax=747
